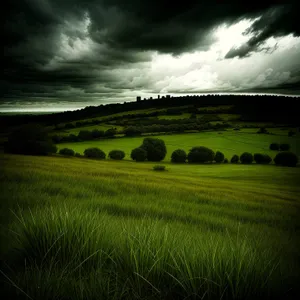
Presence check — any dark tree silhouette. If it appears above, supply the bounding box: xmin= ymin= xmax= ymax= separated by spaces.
xmin=4 ymin=124 xmax=57 ymax=155
xmin=187 ymin=147 xmax=215 ymax=163
xmin=140 ymin=138 xmax=167 ymax=162
xmin=131 ymin=147 xmax=147 ymax=162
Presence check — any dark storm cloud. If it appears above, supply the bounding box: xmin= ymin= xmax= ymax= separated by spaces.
xmin=225 ymin=3 xmax=300 ymax=59
xmin=1 ymin=0 xmax=299 ymax=106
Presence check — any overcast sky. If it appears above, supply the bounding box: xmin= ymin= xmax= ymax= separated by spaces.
xmin=2 ymin=1 xmax=300 ymax=112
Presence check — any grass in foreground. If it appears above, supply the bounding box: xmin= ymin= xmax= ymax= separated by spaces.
xmin=0 ymin=154 xmax=300 ymax=299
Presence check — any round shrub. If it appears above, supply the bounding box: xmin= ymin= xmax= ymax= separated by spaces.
xmin=214 ymin=151 xmax=225 ymax=163
xmin=187 ymin=146 xmax=215 ymax=163
xmin=4 ymin=124 xmax=57 ymax=156
xmin=279 ymin=143 xmax=290 ymax=151
xmin=254 ymin=153 xmax=272 ymax=164
xmin=75 ymin=152 xmax=82 ymax=158
xmin=171 ymin=149 xmax=187 ymax=163
xmin=140 ymin=138 xmax=167 ymax=162
xmin=224 ymin=158 xmax=228 ymax=163
xmin=240 ymin=152 xmax=253 ymax=164
xmin=231 ymin=155 xmax=239 ymax=163
xmin=78 ymin=130 xmax=93 ymax=141
xmin=131 ymin=147 xmax=147 ymax=162
xmin=84 ymin=148 xmax=106 ymax=159
xmin=269 ymin=143 xmax=280 ymax=151
xmin=153 ymin=165 xmax=166 ymax=171
xmin=109 ymin=150 xmax=125 ymax=160
xmin=59 ymin=148 xmax=75 ymax=156
xmin=274 ymin=152 xmax=298 ymax=167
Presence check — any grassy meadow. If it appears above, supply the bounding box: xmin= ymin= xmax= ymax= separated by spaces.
xmin=57 ymin=129 xmax=300 ymax=161
xmin=1 ymin=153 xmax=300 ymax=299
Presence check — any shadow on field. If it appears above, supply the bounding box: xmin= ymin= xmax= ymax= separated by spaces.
xmin=93 ymin=203 xmax=228 ymax=233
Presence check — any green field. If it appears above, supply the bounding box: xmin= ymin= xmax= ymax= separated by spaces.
xmin=1 ymin=154 xmax=299 ymax=299
xmin=58 ymin=130 xmax=300 ymax=161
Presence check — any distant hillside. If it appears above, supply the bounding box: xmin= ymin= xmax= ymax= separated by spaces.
xmin=0 ymin=94 xmax=299 ymax=128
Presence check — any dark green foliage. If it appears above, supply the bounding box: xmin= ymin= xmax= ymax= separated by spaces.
xmin=84 ymin=148 xmax=106 ymax=159
xmin=240 ymin=152 xmax=253 ymax=164
xmin=109 ymin=150 xmax=125 ymax=160
xmin=64 ymin=123 xmax=75 ymax=129
xmin=274 ymin=152 xmax=298 ymax=167
xmin=66 ymin=134 xmax=79 ymax=142
xmin=140 ymin=138 xmax=167 ymax=162
xmin=123 ymin=126 xmax=142 ymax=136
xmin=269 ymin=143 xmax=280 ymax=150
xmin=91 ymin=129 xmax=104 ymax=139
xmin=257 ymin=127 xmax=269 ymax=134
xmin=279 ymin=143 xmax=290 ymax=151
xmin=254 ymin=153 xmax=272 ymax=164
xmin=233 ymin=127 xmax=240 ymax=131
xmin=75 ymin=152 xmax=82 ymax=158
xmin=153 ymin=165 xmax=166 ymax=171
xmin=288 ymin=130 xmax=296 ymax=137
xmin=52 ymin=134 xmax=63 ymax=144
xmin=214 ymin=151 xmax=225 ymax=163
xmin=78 ymin=130 xmax=93 ymax=141
xmin=224 ymin=158 xmax=229 ymax=163
xmin=131 ymin=147 xmax=147 ymax=162
xmin=59 ymin=148 xmax=75 ymax=156
xmin=4 ymin=124 xmax=57 ymax=155
xmin=171 ymin=149 xmax=187 ymax=163
xmin=187 ymin=147 xmax=215 ymax=163
xmin=104 ymin=128 xmax=117 ymax=137
xmin=231 ymin=155 xmax=239 ymax=163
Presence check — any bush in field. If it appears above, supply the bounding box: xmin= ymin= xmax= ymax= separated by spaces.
xmin=78 ymin=130 xmax=93 ymax=141
xmin=104 ymin=128 xmax=117 ymax=137
xmin=279 ymin=143 xmax=290 ymax=151
xmin=131 ymin=147 xmax=147 ymax=162
xmin=153 ymin=165 xmax=166 ymax=171
xmin=254 ymin=153 xmax=272 ymax=164
xmin=84 ymin=148 xmax=106 ymax=159
xmin=171 ymin=149 xmax=187 ymax=163
xmin=140 ymin=138 xmax=167 ymax=162
xmin=269 ymin=143 xmax=280 ymax=150
xmin=59 ymin=148 xmax=75 ymax=156
xmin=109 ymin=150 xmax=125 ymax=160
xmin=187 ymin=146 xmax=215 ymax=163
xmin=75 ymin=152 xmax=82 ymax=158
xmin=214 ymin=151 xmax=225 ymax=163
xmin=231 ymin=154 xmax=239 ymax=163
xmin=240 ymin=152 xmax=253 ymax=164
xmin=123 ymin=126 xmax=142 ymax=136
xmin=224 ymin=158 xmax=229 ymax=163
xmin=4 ymin=124 xmax=57 ymax=156
xmin=92 ymin=129 xmax=104 ymax=139
xmin=67 ymin=134 xmax=79 ymax=142
xmin=274 ymin=152 xmax=298 ymax=167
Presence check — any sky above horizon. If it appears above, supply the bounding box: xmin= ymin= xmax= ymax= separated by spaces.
xmin=2 ymin=1 xmax=300 ymax=112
